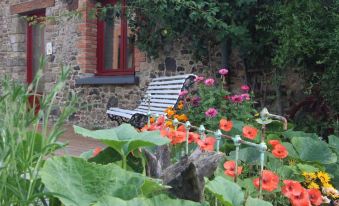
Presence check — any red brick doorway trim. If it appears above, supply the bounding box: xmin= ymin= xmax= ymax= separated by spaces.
xmin=10 ymin=0 xmax=55 ymax=15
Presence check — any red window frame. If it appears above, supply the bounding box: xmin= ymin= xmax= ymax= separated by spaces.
xmin=96 ymin=0 xmax=134 ymax=76
xmin=27 ymin=10 xmax=45 ymax=83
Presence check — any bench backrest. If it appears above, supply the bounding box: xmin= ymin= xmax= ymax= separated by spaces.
xmin=134 ymin=74 xmax=196 ymax=115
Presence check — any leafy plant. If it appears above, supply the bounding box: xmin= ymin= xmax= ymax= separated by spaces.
xmin=205 ymin=176 xmax=244 ymax=206
xmin=0 ymin=61 xmax=76 ymax=205
xmin=74 ymin=124 xmax=170 ymax=170
xmin=41 ymin=157 xmax=167 ymax=206
xmin=93 ymin=194 xmax=206 ymax=206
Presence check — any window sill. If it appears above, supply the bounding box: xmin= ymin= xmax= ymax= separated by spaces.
xmin=75 ymin=75 xmax=139 ymax=85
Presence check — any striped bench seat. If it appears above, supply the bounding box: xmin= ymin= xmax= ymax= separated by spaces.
xmin=107 ymin=74 xmax=196 ymax=127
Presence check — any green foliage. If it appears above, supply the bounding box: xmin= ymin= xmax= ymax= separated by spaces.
xmin=205 ymin=176 xmax=244 ymax=206
xmin=245 ymin=197 xmax=272 ymax=206
xmin=0 ymin=62 xmax=76 ymax=205
xmin=41 ymin=157 xmax=166 ymax=206
xmin=84 ymin=147 xmax=144 ymax=173
xmin=127 ymin=0 xmax=256 ymax=59
xmin=93 ymin=194 xmax=206 ymax=206
xmin=328 ymin=135 xmax=339 ymax=155
xmin=291 ymin=137 xmax=337 ymax=164
xmin=74 ymin=124 xmax=170 ymax=169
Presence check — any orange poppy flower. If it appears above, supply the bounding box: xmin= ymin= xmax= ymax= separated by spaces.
xmin=282 ymin=180 xmax=305 ymax=199
xmin=188 ymin=132 xmax=200 ymax=143
xmin=223 ymin=160 xmax=243 ymax=177
xmin=308 ymin=189 xmax=322 ymax=206
xmin=177 ymin=125 xmax=186 ymax=132
xmin=155 ymin=115 xmax=165 ymax=126
xmin=197 ymin=137 xmax=216 ymax=151
xmin=164 ymin=106 xmax=176 ymax=117
xmin=268 ymin=139 xmax=281 ymax=147
xmin=242 ymin=126 xmax=258 ymax=140
xmin=177 ymin=100 xmax=184 ymax=110
xmin=272 ymin=144 xmax=288 ymax=159
xmin=219 ymin=119 xmax=233 ymax=132
xmin=93 ymin=147 xmax=102 ymax=157
xmin=167 ymin=130 xmax=186 ymax=145
xmin=289 ymin=187 xmax=311 ymax=206
xmin=253 ymin=170 xmax=279 ymax=192
xmin=141 ymin=124 xmax=157 ymax=132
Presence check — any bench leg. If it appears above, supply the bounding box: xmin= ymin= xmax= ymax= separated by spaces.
xmin=129 ymin=113 xmax=148 ymax=129
xmin=107 ymin=114 xmax=129 ymax=125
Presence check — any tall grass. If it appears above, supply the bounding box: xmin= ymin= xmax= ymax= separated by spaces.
xmin=0 ymin=60 xmax=76 ymax=205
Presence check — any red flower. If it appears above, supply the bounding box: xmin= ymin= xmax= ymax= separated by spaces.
xmin=272 ymin=144 xmax=288 ymax=159
xmin=268 ymin=139 xmax=281 ymax=147
xmin=290 ymin=187 xmax=311 ymax=206
xmin=197 ymin=137 xmax=216 ymax=151
xmin=308 ymin=189 xmax=322 ymax=206
xmin=223 ymin=160 xmax=243 ymax=177
xmin=188 ymin=132 xmax=200 ymax=143
xmin=219 ymin=119 xmax=233 ymax=132
xmin=282 ymin=180 xmax=305 ymax=199
xmin=167 ymin=130 xmax=186 ymax=145
xmin=93 ymin=147 xmax=102 ymax=157
xmin=177 ymin=125 xmax=186 ymax=132
xmin=242 ymin=126 xmax=258 ymax=140
xmin=253 ymin=170 xmax=279 ymax=192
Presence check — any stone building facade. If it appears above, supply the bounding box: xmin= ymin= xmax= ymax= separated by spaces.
xmin=0 ymin=0 xmax=213 ymax=128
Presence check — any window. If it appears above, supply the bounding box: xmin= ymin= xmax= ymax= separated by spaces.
xmin=27 ymin=10 xmax=45 ymax=85
xmin=97 ymin=0 xmax=134 ymax=76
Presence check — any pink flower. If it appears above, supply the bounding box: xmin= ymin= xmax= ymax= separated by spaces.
xmin=194 ymin=76 xmax=204 ymax=83
xmin=241 ymin=85 xmax=250 ymax=92
xmin=179 ymin=90 xmax=188 ymax=97
xmin=219 ymin=68 xmax=229 ymax=76
xmin=204 ymin=78 xmax=215 ymax=86
xmin=230 ymin=95 xmax=243 ymax=103
xmin=241 ymin=93 xmax=250 ymax=101
xmin=205 ymin=108 xmax=218 ymax=118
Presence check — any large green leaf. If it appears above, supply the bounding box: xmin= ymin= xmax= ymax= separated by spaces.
xmin=245 ymin=197 xmax=272 ymax=206
xmin=281 ymin=142 xmax=299 ymax=159
xmin=74 ymin=124 xmax=170 ymax=156
xmin=325 ymin=163 xmax=339 ymax=189
xmin=328 ymin=135 xmax=339 ymax=154
xmin=283 ymin=130 xmax=318 ymax=140
xmin=86 ymin=147 xmax=144 ymax=173
xmin=229 ymin=147 xmax=262 ymax=164
xmin=205 ymin=176 xmax=244 ymax=206
xmin=291 ymin=137 xmax=337 ymax=164
xmin=93 ymin=194 xmax=206 ymax=206
xmin=41 ymin=157 xmax=165 ymax=206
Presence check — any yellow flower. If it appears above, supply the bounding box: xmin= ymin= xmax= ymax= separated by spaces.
xmin=307 ymin=182 xmax=320 ymax=189
xmin=317 ymin=171 xmax=331 ymax=184
xmin=322 ymin=182 xmax=334 ymax=189
xmin=302 ymin=172 xmax=317 ymax=183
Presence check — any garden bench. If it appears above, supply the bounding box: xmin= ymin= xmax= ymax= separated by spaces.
xmin=107 ymin=74 xmax=196 ymax=128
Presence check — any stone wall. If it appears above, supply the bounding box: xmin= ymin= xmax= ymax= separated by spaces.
xmin=0 ymin=0 xmax=208 ymax=129
xmin=0 ymin=0 xmax=304 ymax=129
